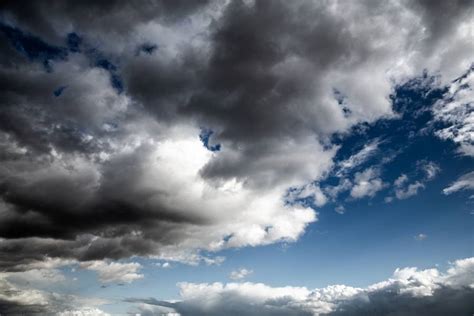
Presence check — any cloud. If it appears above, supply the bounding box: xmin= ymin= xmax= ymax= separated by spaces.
xmin=420 ymin=161 xmax=441 ymax=180
xmin=414 ymin=233 xmax=428 ymax=241
xmin=0 ymin=0 xmax=210 ymax=42
xmin=229 ymin=268 xmax=253 ymax=280
xmin=324 ymin=179 xmax=352 ymax=200
xmin=155 ymin=262 xmax=171 ymax=269
xmin=0 ymin=275 xmax=109 ymax=315
xmin=396 ymin=181 xmax=425 ymax=200
xmin=443 ymin=171 xmax=474 ymax=195
xmin=57 ymin=308 xmax=111 ymax=316
xmin=394 ymin=174 xmax=409 ymax=187
xmin=79 ymin=261 xmax=143 ymax=284
xmin=0 ymin=0 xmax=472 ymax=272
xmin=350 ymin=168 xmax=385 ymax=199
xmin=334 ymin=205 xmax=345 ymax=215
xmin=0 ymin=121 xmax=319 ymax=268
xmin=433 ymin=67 xmax=474 ymax=157
xmin=389 ymin=161 xmax=440 ymax=200
xmin=0 ymin=267 xmax=66 ymax=289
xmin=336 ymin=139 xmax=381 ymax=177
xmin=286 ymin=183 xmax=328 ymax=207
xmin=126 ymin=257 xmax=474 ymax=315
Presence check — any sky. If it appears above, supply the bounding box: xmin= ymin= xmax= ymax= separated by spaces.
xmin=0 ymin=0 xmax=473 ymax=315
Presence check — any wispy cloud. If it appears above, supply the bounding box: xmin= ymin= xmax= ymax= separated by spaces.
xmin=443 ymin=171 xmax=474 ymax=195
xmin=336 ymin=139 xmax=382 ymax=177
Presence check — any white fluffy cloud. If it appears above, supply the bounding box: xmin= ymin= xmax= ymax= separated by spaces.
xmin=130 ymin=257 xmax=474 ymax=315
xmin=350 ymin=168 xmax=385 ymax=199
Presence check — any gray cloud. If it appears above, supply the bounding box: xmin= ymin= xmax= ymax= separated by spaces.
xmin=327 ymin=286 xmax=474 ymax=316
xmin=0 ymin=276 xmax=109 ymax=315
xmin=0 ymin=0 xmax=472 ymax=272
xmin=0 ymin=0 xmax=209 ymax=44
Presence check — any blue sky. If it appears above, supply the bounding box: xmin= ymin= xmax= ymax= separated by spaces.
xmin=0 ymin=1 xmax=473 ymax=315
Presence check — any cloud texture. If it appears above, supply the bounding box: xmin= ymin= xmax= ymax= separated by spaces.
xmin=0 ymin=0 xmax=472 ymax=275
xmin=127 ymin=257 xmax=474 ymax=316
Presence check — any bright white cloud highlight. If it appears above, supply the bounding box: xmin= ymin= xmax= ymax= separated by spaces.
xmin=79 ymin=261 xmax=143 ymax=284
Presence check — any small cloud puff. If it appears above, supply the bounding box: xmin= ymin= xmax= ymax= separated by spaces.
xmin=229 ymin=268 xmax=253 ymax=280
xmin=415 ymin=233 xmax=428 ymax=241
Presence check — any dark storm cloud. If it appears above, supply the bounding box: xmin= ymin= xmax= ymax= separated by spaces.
xmin=0 ymin=0 xmax=209 ymax=42
xmin=0 ymin=299 xmax=47 ymax=316
xmin=121 ymin=0 xmax=365 ymax=187
xmin=0 ymin=23 xmax=68 ymax=71
xmin=154 ymin=0 xmax=360 ymax=136
xmin=0 ymin=0 xmax=472 ymax=271
xmin=0 ymin=63 xmax=110 ymax=154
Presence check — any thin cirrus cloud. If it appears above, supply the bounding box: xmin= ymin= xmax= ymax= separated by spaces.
xmin=443 ymin=171 xmax=474 ymax=195
xmin=79 ymin=261 xmax=144 ymax=284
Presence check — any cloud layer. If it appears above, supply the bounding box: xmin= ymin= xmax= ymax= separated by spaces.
xmin=0 ymin=0 xmax=472 ymax=273
xmin=128 ymin=257 xmax=474 ymax=316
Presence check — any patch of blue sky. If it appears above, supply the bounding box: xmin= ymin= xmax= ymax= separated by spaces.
xmin=199 ymin=128 xmax=221 ymax=152
xmin=313 ymin=72 xmax=457 ymax=204
xmin=136 ymin=42 xmax=158 ymax=56
xmin=53 ymin=85 xmax=67 ymax=97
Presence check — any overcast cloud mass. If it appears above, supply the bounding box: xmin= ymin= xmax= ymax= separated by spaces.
xmin=0 ymin=0 xmax=473 ymax=314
